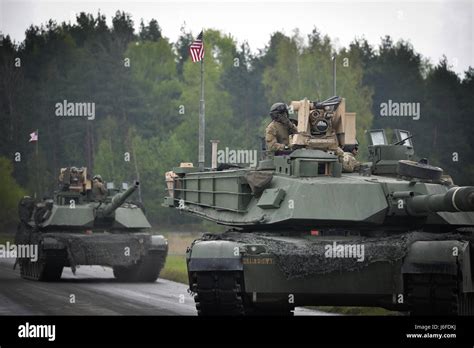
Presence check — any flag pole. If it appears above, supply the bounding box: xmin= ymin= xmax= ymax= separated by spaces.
xmin=35 ymin=129 xmax=39 ymax=199
xmin=198 ymin=30 xmax=205 ymax=168
xmin=35 ymin=129 xmax=39 ymax=156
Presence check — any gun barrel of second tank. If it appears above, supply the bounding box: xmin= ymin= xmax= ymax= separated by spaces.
xmin=103 ymin=181 xmax=139 ymax=216
xmin=408 ymin=186 xmax=474 ymax=214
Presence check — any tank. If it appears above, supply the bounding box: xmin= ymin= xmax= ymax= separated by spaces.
xmin=164 ymin=96 xmax=474 ymax=315
xmin=16 ymin=167 xmax=168 ymax=282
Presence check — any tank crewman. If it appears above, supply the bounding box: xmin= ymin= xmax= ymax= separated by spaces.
xmin=70 ymin=166 xmax=80 ymax=185
xmin=58 ymin=169 xmax=68 ymax=191
xmin=92 ymin=174 xmax=108 ymax=200
xmin=265 ymin=102 xmax=298 ymax=152
xmin=342 ymin=144 xmax=361 ymax=173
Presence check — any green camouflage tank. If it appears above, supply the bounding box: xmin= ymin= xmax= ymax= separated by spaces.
xmin=16 ymin=167 xmax=168 ymax=282
xmin=164 ymin=96 xmax=474 ymax=315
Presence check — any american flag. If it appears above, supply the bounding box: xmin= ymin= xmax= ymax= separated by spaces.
xmin=189 ymin=31 xmax=204 ymax=62
xmin=29 ymin=130 xmax=38 ymax=142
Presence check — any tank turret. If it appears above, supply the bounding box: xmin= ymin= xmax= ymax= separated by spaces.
xmin=100 ymin=181 xmax=140 ymax=217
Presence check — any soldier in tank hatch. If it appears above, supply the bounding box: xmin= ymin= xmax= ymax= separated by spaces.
xmin=342 ymin=144 xmax=361 ymax=173
xmin=265 ymin=102 xmax=298 ymax=152
xmin=92 ymin=174 xmax=108 ymax=200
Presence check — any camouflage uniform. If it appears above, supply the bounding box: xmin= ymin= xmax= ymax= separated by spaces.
xmin=265 ymin=119 xmax=297 ymax=152
xmin=342 ymin=152 xmax=360 ymax=173
xmin=92 ymin=179 xmax=107 ymax=200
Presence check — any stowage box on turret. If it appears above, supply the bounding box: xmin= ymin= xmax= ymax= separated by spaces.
xmin=16 ymin=167 xmax=168 ymax=282
xmin=164 ymin=96 xmax=474 ymax=315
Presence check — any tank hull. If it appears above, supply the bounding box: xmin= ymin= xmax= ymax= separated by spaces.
xmin=15 ymin=222 xmax=168 ymax=282
xmin=186 ymin=230 xmax=474 ymax=315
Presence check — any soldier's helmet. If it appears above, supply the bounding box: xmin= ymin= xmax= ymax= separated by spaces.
xmin=93 ymin=174 xmax=103 ymax=182
xmin=269 ymin=102 xmax=289 ymax=120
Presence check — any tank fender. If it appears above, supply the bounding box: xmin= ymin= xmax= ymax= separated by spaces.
xmin=187 ymin=240 xmax=243 ymax=272
xmin=41 ymin=237 xmax=66 ymax=250
xmin=402 ymin=240 xmax=473 ymax=292
xmin=149 ymin=235 xmax=168 ymax=251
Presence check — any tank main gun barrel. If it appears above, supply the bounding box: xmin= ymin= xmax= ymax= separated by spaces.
xmin=102 ymin=181 xmax=139 ymax=216
xmin=407 ymin=186 xmax=474 ymax=214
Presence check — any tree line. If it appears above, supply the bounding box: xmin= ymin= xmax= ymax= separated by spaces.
xmin=0 ymin=11 xmax=472 ymax=229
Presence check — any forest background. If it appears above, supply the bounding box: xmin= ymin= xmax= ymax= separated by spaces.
xmin=1 ymin=12 xmax=472 ymax=229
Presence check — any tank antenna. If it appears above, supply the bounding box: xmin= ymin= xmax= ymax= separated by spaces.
xmin=332 ymin=54 xmax=336 ymax=96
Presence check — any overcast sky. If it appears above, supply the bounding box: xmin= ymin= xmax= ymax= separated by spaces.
xmin=1 ymin=0 xmax=472 ymax=76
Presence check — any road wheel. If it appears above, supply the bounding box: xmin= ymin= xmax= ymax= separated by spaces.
xmin=20 ymin=257 xmax=63 ymax=281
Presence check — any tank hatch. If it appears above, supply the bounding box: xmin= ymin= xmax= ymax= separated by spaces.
xmin=367 ymin=129 xmax=414 ymax=175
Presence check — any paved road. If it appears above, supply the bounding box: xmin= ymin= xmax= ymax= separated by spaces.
xmin=0 ymin=258 xmax=333 ymax=316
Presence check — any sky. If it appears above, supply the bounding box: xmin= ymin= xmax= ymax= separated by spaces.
xmin=0 ymin=0 xmax=472 ymax=76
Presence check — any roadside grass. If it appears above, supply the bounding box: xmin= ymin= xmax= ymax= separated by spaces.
xmin=315 ymin=306 xmax=402 ymax=316
xmin=160 ymin=231 xmax=202 ymax=255
xmin=156 ymin=222 xmax=225 ymax=234
xmin=160 ymin=254 xmax=188 ymax=284
xmin=158 ymin=232 xmax=199 ymax=285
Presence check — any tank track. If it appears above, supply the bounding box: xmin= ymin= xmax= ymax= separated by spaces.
xmin=459 ymin=290 xmax=474 ymax=315
xmin=192 ymin=271 xmax=245 ymax=315
xmin=191 ymin=271 xmax=294 ymax=316
xmin=16 ymin=222 xmax=65 ymax=282
xmin=19 ymin=251 xmax=65 ymax=281
xmin=406 ymin=274 xmax=474 ymax=315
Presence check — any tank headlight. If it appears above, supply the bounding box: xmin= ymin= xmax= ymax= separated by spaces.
xmin=244 ymin=245 xmax=266 ymax=255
